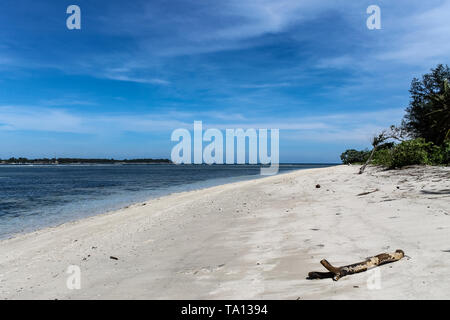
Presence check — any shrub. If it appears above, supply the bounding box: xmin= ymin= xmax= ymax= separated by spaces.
xmin=372 ymin=148 xmax=393 ymax=167
xmin=440 ymin=141 xmax=450 ymax=164
xmin=427 ymin=143 xmax=446 ymax=164
xmin=342 ymin=138 xmax=449 ymax=168
xmin=390 ymin=138 xmax=435 ymax=168
xmin=340 ymin=149 xmax=371 ymax=164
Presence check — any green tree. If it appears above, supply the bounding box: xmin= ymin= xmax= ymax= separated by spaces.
xmin=340 ymin=149 xmax=370 ymax=164
xmin=402 ymin=64 xmax=450 ymax=145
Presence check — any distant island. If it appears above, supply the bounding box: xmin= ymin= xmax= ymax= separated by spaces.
xmin=0 ymin=157 xmax=172 ymax=165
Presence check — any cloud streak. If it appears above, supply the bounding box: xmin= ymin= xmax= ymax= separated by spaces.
xmin=0 ymin=105 xmax=404 ymax=145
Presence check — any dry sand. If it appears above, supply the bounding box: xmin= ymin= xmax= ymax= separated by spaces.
xmin=0 ymin=165 xmax=449 ymax=299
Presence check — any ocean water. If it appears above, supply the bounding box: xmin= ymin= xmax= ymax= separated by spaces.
xmin=0 ymin=164 xmax=335 ymax=239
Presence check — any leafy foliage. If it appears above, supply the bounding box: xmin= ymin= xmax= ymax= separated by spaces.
xmin=402 ymin=64 xmax=450 ymax=146
xmin=443 ymin=141 xmax=450 ymax=164
xmin=371 ymin=138 xmax=448 ymax=168
xmin=340 ymin=149 xmax=370 ymax=164
xmin=342 ymin=64 xmax=450 ymax=170
xmin=390 ymin=139 xmax=434 ymax=168
xmin=372 ymin=148 xmax=393 ymax=167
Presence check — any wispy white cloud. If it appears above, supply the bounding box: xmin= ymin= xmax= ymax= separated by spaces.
xmin=316 ymin=55 xmax=356 ymax=70
xmin=314 ymin=1 xmax=450 ymax=71
xmin=377 ymin=0 xmax=450 ymax=65
xmin=239 ymin=82 xmax=291 ymax=89
xmin=0 ymin=106 xmax=84 ymax=133
xmin=103 ymin=74 xmax=170 ymax=85
xmin=39 ymin=98 xmax=98 ymax=107
xmin=0 ymin=105 xmax=404 ymax=146
xmin=283 ymin=124 xmax=388 ymax=144
xmin=4 ymin=0 xmax=447 ymax=88
xmin=203 ymin=0 xmax=318 ymax=41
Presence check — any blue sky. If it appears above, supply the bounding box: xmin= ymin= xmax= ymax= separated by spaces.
xmin=0 ymin=0 xmax=449 ymax=162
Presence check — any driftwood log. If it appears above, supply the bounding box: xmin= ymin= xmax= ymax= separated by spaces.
xmin=308 ymin=249 xmax=405 ymax=281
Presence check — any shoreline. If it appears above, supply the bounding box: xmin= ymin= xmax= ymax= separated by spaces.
xmin=1 ymin=165 xmax=449 ymax=299
xmin=0 ymin=164 xmax=334 ymax=241
xmin=0 ymin=167 xmax=302 ymax=242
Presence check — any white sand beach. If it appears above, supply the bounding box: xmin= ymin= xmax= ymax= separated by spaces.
xmin=0 ymin=165 xmax=449 ymax=299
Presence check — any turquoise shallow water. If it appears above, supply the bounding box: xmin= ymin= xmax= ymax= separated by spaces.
xmin=0 ymin=163 xmax=336 ymax=238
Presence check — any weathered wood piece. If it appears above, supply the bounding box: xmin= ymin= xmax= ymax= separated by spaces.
xmin=308 ymin=249 xmax=405 ymax=281
xmin=357 ymin=189 xmax=379 ymax=196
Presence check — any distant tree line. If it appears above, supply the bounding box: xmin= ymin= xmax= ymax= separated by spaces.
xmin=0 ymin=158 xmax=172 ymax=164
xmin=341 ymin=64 xmax=450 ymax=169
